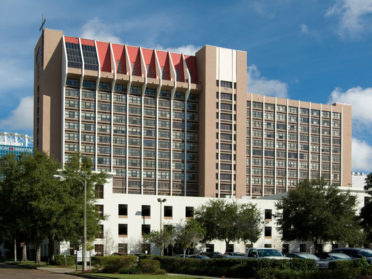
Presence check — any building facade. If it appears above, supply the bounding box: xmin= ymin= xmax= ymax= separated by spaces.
xmin=34 ymin=29 xmax=354 ymax=255
xmin=34 ymin=29 xmax=352 ymax=199
xmin=0 ymin=132 xmax=33 ymax=158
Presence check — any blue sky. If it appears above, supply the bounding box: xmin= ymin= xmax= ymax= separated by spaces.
xmin=1 ymin=0 xmax=372 ymax=172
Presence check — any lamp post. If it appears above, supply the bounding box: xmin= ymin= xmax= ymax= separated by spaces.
xmin=157 ymin=198 xmax=167 ymax=231
xmin=54 ymin=174 xmax=88 ymax=272
xmin=157 ymin=198 xmax=166 ymax=256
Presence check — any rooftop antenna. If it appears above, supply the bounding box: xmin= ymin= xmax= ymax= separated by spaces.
xmin=39 ymin=15 xmax=46 ymax=31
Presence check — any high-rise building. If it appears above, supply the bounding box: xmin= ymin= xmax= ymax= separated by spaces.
xmin=0 ymin=132 xmax=33 ymax=159
xmin=34 ymin=29 xmax=352 ymax=199
xmin=33 ymin=28 xmax=355 ymax=256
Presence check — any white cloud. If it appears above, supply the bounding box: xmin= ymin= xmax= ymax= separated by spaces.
xmin=247 ymin=65 xmax=288 ymax=98
xmin=328 ymin=86 xmax=372 ymax=171
xmin=163 ymin=45 xmax=200 ymax=56
xmin=0 ymin=59 xmax=32 ymax=92
xmin=328 ymin=86 xmax=372 ymax=125
xmin=300 ymin=24 xmax=309 ymax=33
xmin=0 ymin=96 xmax=33 ymax=132
xmin=80 ymin=18 xmax=122 ymax=44
xmin=326 ymin=0 xmax=372 ymax=38
xmin=352 ymin=138 xmax=372 ymax=172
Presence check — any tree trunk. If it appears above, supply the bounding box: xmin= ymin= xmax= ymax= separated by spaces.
xmin=13 ymin=238 xmax=17 ymax=262
xmin=48 ymin=236 xmax=55 ymax=264
xmin=225 ymin=240 xmax=230 ymax=253
xmin=35 ymin=244 xmax=41 ymax=264
xmin=22 ymin=244 xmax=27 ymax=262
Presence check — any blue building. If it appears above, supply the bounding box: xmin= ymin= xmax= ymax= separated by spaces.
xmin=0 ymin=132 xmax=33 ymax=158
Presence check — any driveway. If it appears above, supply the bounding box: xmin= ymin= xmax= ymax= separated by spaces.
xmin=0 ymin=263 xmax=79 ymax=279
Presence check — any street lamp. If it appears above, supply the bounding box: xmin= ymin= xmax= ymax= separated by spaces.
xmin=157 ymin=198 xmax=167 ymax=231
xmin=54 ymin=174 xmax=88 ymax=272
xmin=157 ymin=198 xmax=166 ymax=256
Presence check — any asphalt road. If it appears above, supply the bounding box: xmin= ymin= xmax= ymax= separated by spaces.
xmin=0 ymin=263 xmax=79 ymax=279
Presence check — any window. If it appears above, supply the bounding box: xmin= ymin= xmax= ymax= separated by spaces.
xmin=96 ymin=205 xmax=104 ymax=218
xmin=265 ymin=226 xmax=272 ymax=237
xmin=227 ymin=244 xmax=234 ymax=253
xmin=282 ymin=244 xmax=289 ymax=255
xmin=96 ymin=225 xmax=104 ymax=238
xmin=118 ymin=224 xmax=128 ymax=236
xmin=142 ymin=224 xmax=151 ymax=235
xmin=142 ymin=205 xmax=151 ymax=217
xmin=164 ymin=206 xmax=173 ymax=217
xmin=118 ymin=243 xmax=127 ymax=254
xmin=95 ymin=244 xmax=104 ymax=256
xmin=185 ymin=207 xmax=194 ymax=218
xmin=300 ymin=244 xmax=307 ymax=253
xmin=265 ymin=209 xmax=272 ymax=220
xmin=95 ymin=185 xmax=104 ymax=199
xmin=118 ymin=204 xmax=128 ymax=216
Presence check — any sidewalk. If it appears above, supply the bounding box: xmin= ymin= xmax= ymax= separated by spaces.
xmin=37 ymin=266 xmax=75 ymax=273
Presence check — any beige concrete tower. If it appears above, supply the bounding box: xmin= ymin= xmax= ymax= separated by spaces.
xmin=34 ymin=29 xmax=64 ymax=162
xmin=196 ymin=46 xmax=247 ymax=198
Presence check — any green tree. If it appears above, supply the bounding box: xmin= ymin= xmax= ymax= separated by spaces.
xmin=175 ymin=218 xmax=205 ymax=257
xmin=143 ymin=225 xmax=176 ymax=256
xmin=0 ymin=153 xmax=24 ymax=261
xmin=0 ymin=151 xmax=107 ymax=264
xmin=360 ymin=173 xmax=372 ymax=245
xmin=276 ymin=179 xmax=362 ymax=253
xmin=51 ymin=153 xmax=107 ymax=262
xmin=195 ymin=200 xmax=262 ymax=252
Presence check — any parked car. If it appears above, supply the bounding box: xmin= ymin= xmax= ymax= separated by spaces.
xmin=331 ymin=248 xmax=372 ymax=264
xmin=201 ymin=252 xmax=224 ymax=258
xmin=286 ymin=252 xmax=331 ymax=269
xmin=315 ymin=252 xmax=353 ymax=269
xmin=223 ymin=252 xmax=246 ymax=259
xmin=317 ymin=252 xmax=353 ymax=261
xmin=190 ymin=255 xmax=210 ymax=259
xmin=246 ymin=248 xmax=289 ymax=259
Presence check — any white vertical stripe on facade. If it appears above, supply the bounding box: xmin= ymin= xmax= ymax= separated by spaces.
xmin=139 ymin=47 xmax=147 ymax=195
xmin=274 ymin=98 xmax=277 ymax=195
xmin=125 ymin=45 xmax=132 ymax=194
xmin=217 ymin=48 xmax=221 ymax=198
xmin=319 ymin=105 xmax=323 ymax=179
xmin=262 ymin=96 xmax=265 ymax=196
xmin=154 ymin=50 xmax=162 ymax=195
xmin=297 ymin=101 xmax=300 ymax=185
xmin=286 ymin=99 xmax=289 ymax=192
xmin=78 ymin=38 xmax=84 ymax=159
xmin=330 ymin=106 xmax=333 ymax=185
xmin=61 ymin=36 xmax=68 ymax=168
xmin=286 ymin=99 xmax=291 ymax=188
xmin=109 ymin=43 xmax=116 ymax=174
xmin=94 ymin=40 xmax=101 ymax=172
xmin=308 ymin=103 xmax=312 ymax=180
xmin=182 ymin=54 xmax=191 ymax=196
xmin=250 ymin=97 xmax=253 ymax=196
xmin=169 ymin=51 xmax=177 ymax=196
xmin=340 ymin=106 xmax=343 ymax=186
xmin=231 ymin=49 xmax=235 ymax=196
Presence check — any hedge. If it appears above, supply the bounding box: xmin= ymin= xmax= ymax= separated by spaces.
xmin=101 ymin=255 xmax=137 ymax=273
xmin=54 ymin=255 xmax=75 ymax=266
xmin=152 ymin=256 xmax=317 ymax=277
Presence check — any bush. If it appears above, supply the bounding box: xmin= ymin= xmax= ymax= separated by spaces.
xmin=152 ymin=256 xmax=317 ymax=277
xmin=54 ymin=255 xmax=75 ymax=266
xmin=101 ymin=255 xmax=137 ymax=273
xmin=91 ymin=256 xmax=104 ymax=267
xmin=138 ymin=259 xmax=162 ymax=274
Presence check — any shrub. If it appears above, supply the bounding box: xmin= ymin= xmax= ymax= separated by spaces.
xmin=54 ymin=255 xmax=75 ymax=266
xmin=138 ymin=259 xmax=162 ymax=274
xmin=101 ymin=255 xmax=137 ymax=273
xmin=91 ymin=256 xmax=104 ymax=267
xmin=152 ymin=256 xmax=317 ymax=278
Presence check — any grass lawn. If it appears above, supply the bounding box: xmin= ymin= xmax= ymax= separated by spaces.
xmin=88 ymin=274 xmax=208 ymax=279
